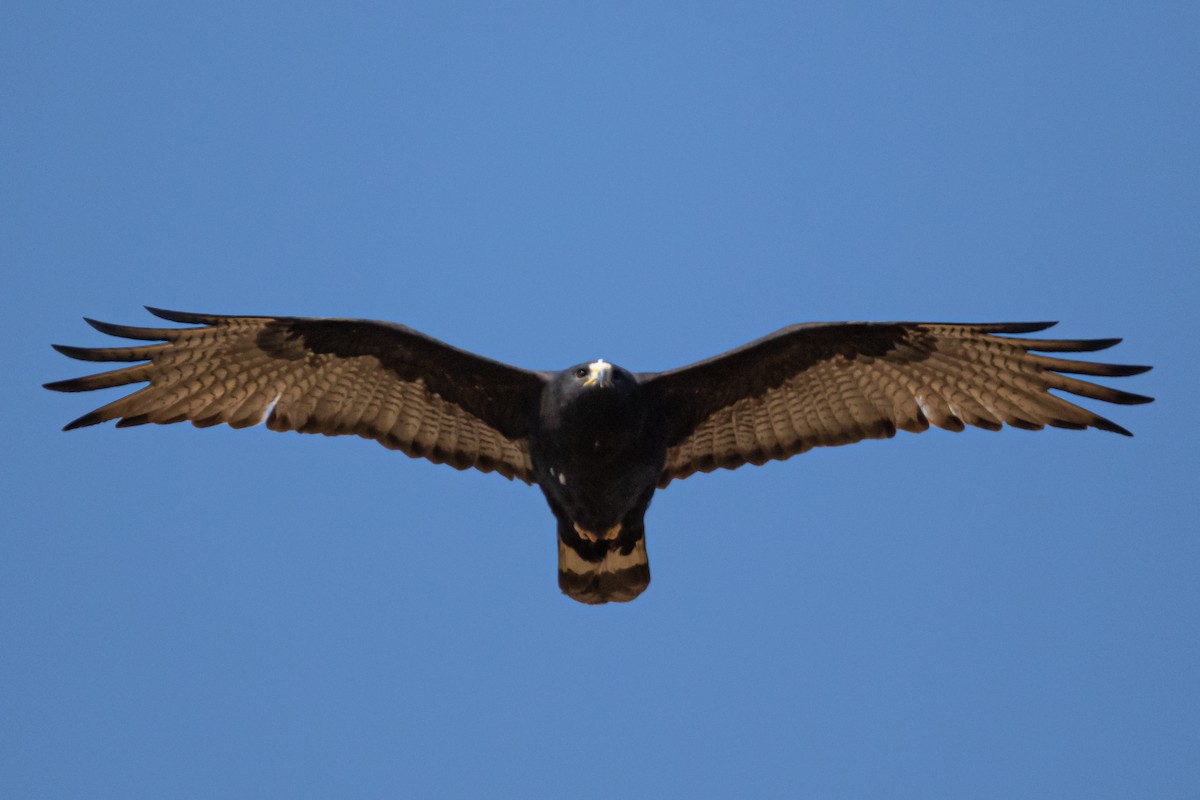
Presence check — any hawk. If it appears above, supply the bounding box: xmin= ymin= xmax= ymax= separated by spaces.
xmin=46 ymin=308 xmax=1152 ymax=604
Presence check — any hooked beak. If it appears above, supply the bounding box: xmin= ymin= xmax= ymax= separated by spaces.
xmin=583 ymin=359 xmax=613 ymax=388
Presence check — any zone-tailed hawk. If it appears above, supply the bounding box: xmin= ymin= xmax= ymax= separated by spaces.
xmin=46 ymin=308 xmax=1152 ymax=604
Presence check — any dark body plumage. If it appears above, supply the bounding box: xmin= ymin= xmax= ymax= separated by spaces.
xmin=46 ymin=309 xmax=1153 ymax=604
xmin=530 ymin=363 xmax=667 ymax=602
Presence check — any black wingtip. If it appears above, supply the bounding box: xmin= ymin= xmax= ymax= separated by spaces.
xmin=144 ymin=307 xmax=224 ymax=324
xmin=83 ymin=317 xmax=143 ymax=337
xmin=51 ymin=343 xmax=98 ymax=361
xmin=1002 ymin=321 xmax=1058 ymax=334
xmin=1092 ymin=416 xmax=1135 ymax=436
xmin=61 ymin=410 xmax=104 ymax=431
xmin=43 ymin=377 xmax=80 ymax=392
xmin=82 ymin=317 xmax=177 ymax=341
xmin=1055 ymin=362 xmax=1154 ymax=378
xmin=145 ymin=306 xmax=193 ymax=322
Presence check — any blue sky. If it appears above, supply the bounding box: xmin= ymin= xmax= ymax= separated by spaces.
xmin=3 ymin=2 xmax=1197 ymax=797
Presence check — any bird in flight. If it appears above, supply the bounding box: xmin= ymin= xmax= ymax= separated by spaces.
xmin=46 ymin=308 xmax=1152 ymax=604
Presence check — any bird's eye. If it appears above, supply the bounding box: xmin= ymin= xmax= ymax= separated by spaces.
xmin=575 ymin=368 xmax=589 ymax=378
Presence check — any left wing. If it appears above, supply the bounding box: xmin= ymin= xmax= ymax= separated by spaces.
xmin=46 ymin=308 xmax=547 ymax=482
xmin=642 ymin=321 xmax=1152 ymax=486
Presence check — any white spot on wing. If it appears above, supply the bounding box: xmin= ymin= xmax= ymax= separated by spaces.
xmin=260 ymin=392 xmax=283 ymax=426
xmin=558 ymin=471 xmax=567 ymax=485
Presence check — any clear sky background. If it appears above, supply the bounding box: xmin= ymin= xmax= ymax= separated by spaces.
xmin=3 ymin=3 xmax=1197 ymax=798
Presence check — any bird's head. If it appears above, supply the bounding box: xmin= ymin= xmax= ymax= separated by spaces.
xmin=541 ymin=358 xmax=639 ymax=426
xmin=566 ymin=358 xmax=637 ymax=394
xmin=578 ymin=358 xmax=613 ymax=389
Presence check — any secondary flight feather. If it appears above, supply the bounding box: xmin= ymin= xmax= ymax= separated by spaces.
xmin=46 ymin=308 xmax=1153 ymax=604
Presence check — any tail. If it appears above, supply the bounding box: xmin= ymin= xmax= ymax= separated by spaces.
xmin=557 ymin=533 xmax=650 ymax=605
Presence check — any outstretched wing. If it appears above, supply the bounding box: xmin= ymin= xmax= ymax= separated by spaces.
xmin=46 ymin=308 xmax=547 ymax=482
xmin=643 ymin=322 xmax=1153 ymax=486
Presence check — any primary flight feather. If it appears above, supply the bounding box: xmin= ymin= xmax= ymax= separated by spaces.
xmin=46 ymin=308 xmax=1153 ymax=604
